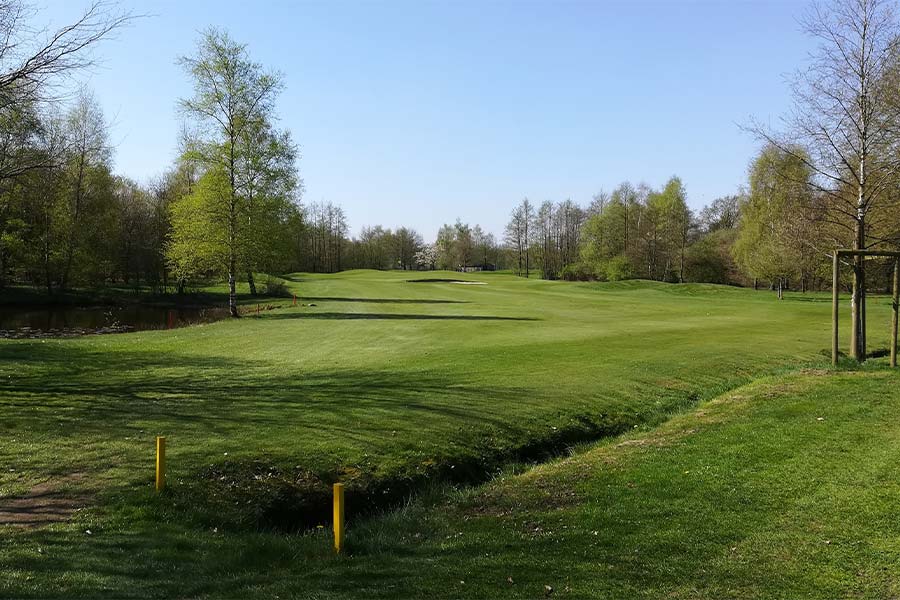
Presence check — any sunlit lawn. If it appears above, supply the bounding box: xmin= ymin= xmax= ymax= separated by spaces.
xmin=0 ymin=271 xmax=895 ymax=597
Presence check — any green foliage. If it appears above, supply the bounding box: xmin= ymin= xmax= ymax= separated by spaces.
xmin=558 ymin=261 xmax=595 ymax=281
xmin=684 ymin=228 xmax=739 ymax=285
xmin=166 ymin=168 xmax=231 ymax=282
xmin=580 ymin=196 xmax=627 ymax=268
xmin=262 ymin=275 xmax=290 ymax=297
xmin=177 ymin=29 xmax=298 ymax=309
xmin=603 ymin=254 xmax=633 ymax=281
xmin=733 ymin=145 xmax=814 ymax=286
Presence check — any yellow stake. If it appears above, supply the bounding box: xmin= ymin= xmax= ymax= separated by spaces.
xmin=333 ymin=483 xmax=345 ymax=553
xmin=155 ymin=436 xmax=166 ymax=492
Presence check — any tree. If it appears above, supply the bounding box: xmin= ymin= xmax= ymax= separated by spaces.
xmin=297 ymin=201 xmax=347 ymax=273
xmin=59 ymin=90 xmax=113 ymax=290
xmin=0 ymin=2 xmax=132 ymax=187
xmin=505 ymin=198 xmax=533 ymax=276
xmin=453 ymin=219 xmax=474 ymax=268
xmin=176 ymin=28 xmax=290 ymax=316
xmin=699 ymin=195 xmax=741 ymax=233
xmin=684 ymin=229 xmax=740 ymax=285
xmin=414 ymin=244 xmax=436 ymax=270
xmin=658 ymin=177 xmax=691 ymax=283
xmin=235 ymin=118 xmax=299 ymax=294
xmin=752 ymin=0 xmax=900 ymax=358
xmin=733 ymin=146 xmax=815 ymax=298
xmin=0 ymin=1 xmax=133 ymax=108
xmin=472 ymin=225 xmax=497 ymax=268
xmin=166 ymin=168 xmax=232 ymax=284
xmin=394 ymin=227 xmax=423 ymax=270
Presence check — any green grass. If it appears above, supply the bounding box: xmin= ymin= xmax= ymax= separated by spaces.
xmin=0 ymin=271 xmax=896 ymax=597
xmin=306 ymin=367 xmax=900 ymax=599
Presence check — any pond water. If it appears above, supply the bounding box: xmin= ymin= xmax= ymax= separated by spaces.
xmin=0 ymin=305 xmax=232 ymax=338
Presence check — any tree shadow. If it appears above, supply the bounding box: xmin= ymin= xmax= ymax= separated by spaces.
xmin=297 ymin=297 xmax=468 ymax=305
xmin=0 ymin=338 xmax=633 ymax=536
xmin=262 ymin=312 xmax=537 ymax=321
xmin=782 ymin=296 xmax=832 ymax=303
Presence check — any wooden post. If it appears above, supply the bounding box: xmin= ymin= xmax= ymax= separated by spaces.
xmin=155 ymin=436 xmax=166 ymax=492
xmin=832 ymin=252 xmax=840 ymax=366
xmin=892 ymin=259 xmax=899 ymax=368
xmin=333 ymin=483 xmax=345 ymax=553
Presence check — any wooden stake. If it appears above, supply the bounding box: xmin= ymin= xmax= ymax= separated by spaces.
xmin=832 ymin=252 xmax=840 ymax=366
xmin=155 ymin=436 xmax=166 ymax=492
xmin=333 ymin=483 xmax=344 ymax=553
xmin=892 ymin=259 xmax=898 ymax=368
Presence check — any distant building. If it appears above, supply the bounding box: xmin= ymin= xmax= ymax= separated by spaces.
xmin=459 ymin=263 xmax=496 ymax=273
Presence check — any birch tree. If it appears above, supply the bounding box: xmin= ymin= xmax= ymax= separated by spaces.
xmin=177 ymin=28 xmax=287 ymax=316
xmin=753 ymin=0 xmax=900 ymax=359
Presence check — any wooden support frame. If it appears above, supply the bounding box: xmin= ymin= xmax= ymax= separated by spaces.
xmin=832 ymin=250 xmax=900 ymax=367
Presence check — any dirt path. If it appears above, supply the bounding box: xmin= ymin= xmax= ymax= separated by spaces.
xmin=0 ymin=475 xmax=89 ymax=527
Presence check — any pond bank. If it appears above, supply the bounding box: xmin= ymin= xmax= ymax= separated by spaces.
xmin=0 ymin=285 xmax=286 ymax=337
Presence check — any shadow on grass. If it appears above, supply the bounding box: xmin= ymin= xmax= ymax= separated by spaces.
xmin=262 ymin=312 xmax=537 ymax=321
xmin=298 ymin=296 xmax=468 ymax=304
xmin=0 ymin=522 xmax=423 ymax=598
xmin=0 ymin=342 xmax=530 ymax=436
xmin=0 ymin=340 xmax=633 ymax=533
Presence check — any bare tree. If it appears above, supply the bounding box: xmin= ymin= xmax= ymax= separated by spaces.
xmin=60 ymin=89 xmax=111 ymax=290
xmin=0 ymin=1 xmax=133 ymax=109
xmin=505 ymin=199 xmax=534 ymax=277
xmin=751 ymin=0 xmax=900 ymax=360
xmin=0 ymin=1 xmax=132 ymax=185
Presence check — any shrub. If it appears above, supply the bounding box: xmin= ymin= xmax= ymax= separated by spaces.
xmin=604 ymin=256 xmax=633 ymax=281
xmin=559 ymin=262 xmax=596 ymax=281
xmin=263 ymin=276 xmax=290 ymax=297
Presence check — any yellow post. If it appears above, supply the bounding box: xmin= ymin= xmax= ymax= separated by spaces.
xmin=155 ymin=436 xmax=166 ymax=492
xmin=333 ymin=483 xmax=344 ymax=553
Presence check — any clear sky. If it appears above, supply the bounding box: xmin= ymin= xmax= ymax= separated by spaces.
xmin=41 ymin=0 xmax=812 ymax=240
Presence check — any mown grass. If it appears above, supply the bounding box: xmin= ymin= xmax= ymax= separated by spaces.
xmin=311 ymin=366 xmax=900 ymax=599
xmin=0 ymin=271 xmax=896 ymax=597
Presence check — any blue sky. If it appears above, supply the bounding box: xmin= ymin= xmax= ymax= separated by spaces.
xmin=42 ymin=0 xmax=811 ymax=240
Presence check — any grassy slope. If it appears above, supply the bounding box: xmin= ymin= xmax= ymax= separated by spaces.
xmin=0 ymin=271 xmax=896 ymax=596
xmin=3 ymin=367 xmax=898 ymax=598
xmin=311 ymin=367 xmax=900 ymax=599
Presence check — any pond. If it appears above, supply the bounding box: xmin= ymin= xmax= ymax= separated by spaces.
xmin=0 ymin=304 xmax=232 ymax=338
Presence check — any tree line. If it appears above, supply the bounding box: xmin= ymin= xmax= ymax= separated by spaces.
xmin=1 ymin=0 xmax=898 ymax=344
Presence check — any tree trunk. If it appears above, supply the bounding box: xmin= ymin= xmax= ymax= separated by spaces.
xmin=248 ymin=271 xmax=257 ymax=296
xmin=859 ymin=274 xmax=869 ymax=360
xmin=62 ymin=153 xmax=87 ymax=291
xmin=228 ymin=133 xmax=239 ymax=318
xmin=228 ymin=269 xmax=237 ymax=317
xmin=851 ymin=216 xmax=865 ymax=360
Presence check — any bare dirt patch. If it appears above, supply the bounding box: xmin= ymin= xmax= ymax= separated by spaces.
xmin=0 ymin=474 xmax=89 ymax=528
